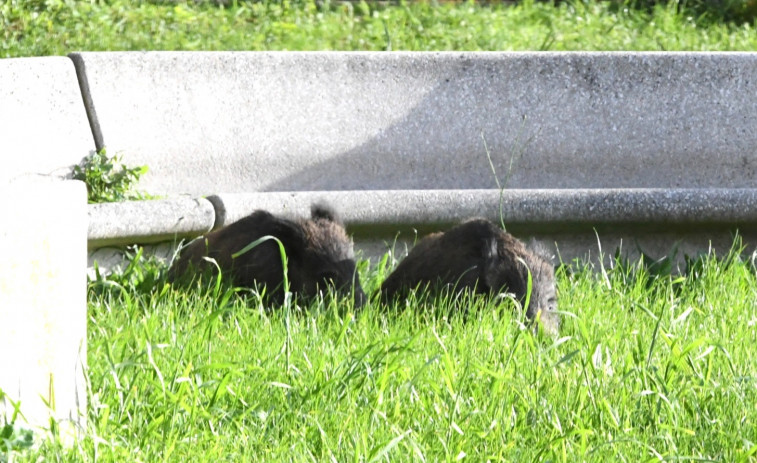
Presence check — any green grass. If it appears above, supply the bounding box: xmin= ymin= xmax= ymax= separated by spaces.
xmin=3 ymin=0 xmax=757 ymax=57
xmin=8 ymin=243 xmax=757 ymax=462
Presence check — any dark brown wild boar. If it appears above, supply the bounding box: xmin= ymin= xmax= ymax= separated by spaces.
xmin=380 ymin=218 xmax=558 ymax=334
xmin=168 ymin=204 xmax=365 ymax=307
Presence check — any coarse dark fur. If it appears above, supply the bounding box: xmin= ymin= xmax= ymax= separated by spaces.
xmin=168 ymin=204 xmax=365 ymax=307
xmin=380 ymin=218 xmax=559 ymax=334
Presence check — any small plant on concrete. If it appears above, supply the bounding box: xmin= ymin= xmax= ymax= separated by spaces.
xmin=72 ymin=148 xmax=148 ymax=203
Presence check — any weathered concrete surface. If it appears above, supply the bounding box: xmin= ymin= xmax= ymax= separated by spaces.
xmin=0 ymin=57 xmax=94 ymax=182
xmin=70 ymin=52 xmax=757 ymax=197
xmin=209 ymin=189 xmax=757 ymax=232
xmin=0 ymin=178 xmax=87 ymax=439
xmin=88 ymin=197 xmax=215 ymax=248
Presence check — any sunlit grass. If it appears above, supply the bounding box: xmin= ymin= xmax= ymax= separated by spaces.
xmin=3 ymin=0 xmax=757 ymax=57
xmin=9 ymin=240 xmax=757 ymax=462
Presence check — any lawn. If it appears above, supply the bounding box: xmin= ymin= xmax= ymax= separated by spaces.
xmin=3 ymin=0 xmax=757 ymax=56
xmin=2 ymin=0 xmax=757 ymax=461
xmin=8 ymin=243 xmax=757 ymax=461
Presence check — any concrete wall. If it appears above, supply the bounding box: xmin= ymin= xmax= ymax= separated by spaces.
xmin=66 ymin=51 xmax=757 ymax=267
xmin=71 ymin=52 xmax=757 ymax=197
xmin=3 ymin=51 xmax=757 ymax=268
xmin=88 ymin=188 xmax=757 ymax=270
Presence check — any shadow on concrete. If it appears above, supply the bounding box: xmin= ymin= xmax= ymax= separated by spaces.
xmin=262 ymin=53 xmax=757 ymax=192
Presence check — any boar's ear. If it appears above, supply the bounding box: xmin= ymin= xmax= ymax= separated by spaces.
xmin=310 ymin=202 xmax=342 ymax=224
xmin=482 ymin=235 xmax=498 ymax=261
xmin=481 ymin=237 xmax=503 ymax=292
xmin=527 ymin=238 xmax=555 ymax=263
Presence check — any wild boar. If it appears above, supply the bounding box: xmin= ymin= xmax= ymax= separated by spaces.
xmin=380 ymin=218 xmax=558 ymax=334
xmin=168 ymin=204 xmax=365 ymax=307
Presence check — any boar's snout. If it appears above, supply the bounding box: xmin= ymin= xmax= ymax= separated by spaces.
xmin=484 ymin=236 xmax=559 ymax=335
xmin=326 ymin=268 xmax=366 ymax=309
xmin=300 ymin=258 xmax=366 ymax=308
xmin=518 ymin=254 xmax=558 ymax=336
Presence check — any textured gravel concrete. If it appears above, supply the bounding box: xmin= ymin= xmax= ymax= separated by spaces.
xmin=70 ymin=52 xmax=757 ymax=197
xmin=1 ymin=57 xmax=94 ymax=182
xmin=208 ymin=189 xmax=757 ymax=230
xmin=0 ymin=178 xmax=87 ymax=440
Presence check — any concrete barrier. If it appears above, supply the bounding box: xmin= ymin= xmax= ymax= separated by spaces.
xmin=2 ymin=51 xmax=757 ymax=269
xmin=87 ymin=197 xmax=216 ymax=276
xmin=0 ymin=57 xmax=94 ymax=182
xmin=0 ymin=178 xmax=87 ymax=441
xmin=65 ymin=51 xmax=757 ymax=265
xmin=88 ymin=197 xmax=215 ymax=248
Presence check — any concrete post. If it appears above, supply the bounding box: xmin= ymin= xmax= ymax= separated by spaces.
xmin=0 ymin=178 xmax=87 ymax=443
